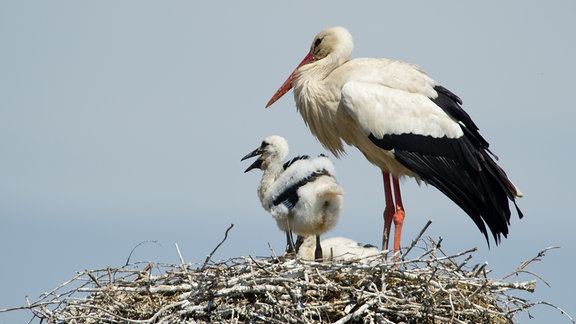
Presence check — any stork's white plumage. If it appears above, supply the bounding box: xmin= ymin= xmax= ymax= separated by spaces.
xmin=296 ymin=235 xmax=380 ymax=263
xmin=266 ymin=27 xmax=523 ymax=255
xmin=242 ymin=135 xmax=343 ymax=260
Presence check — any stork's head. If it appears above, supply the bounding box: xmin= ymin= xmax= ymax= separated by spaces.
xmin=308 ymin=26 xmax=353 ymax=65
xmin=241 ymin=135 xmax=289 ymax=172
xmin=266 ymin=26 xmax=353 ymax=108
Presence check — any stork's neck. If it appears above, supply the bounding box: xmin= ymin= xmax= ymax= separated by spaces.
xmin=292 ymin=51 xmax=349 ymax=119
xmin=257 ymin=162 xmax=284 ymax=209
xmin=291 ymin=55 xmax=347 ymax=157
xmin=295 ymin=53 xmax=341 ymax=87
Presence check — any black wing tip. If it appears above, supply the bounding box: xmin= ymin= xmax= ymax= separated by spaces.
xmin=283 ymin=155 xmax=310 ymax=169
xmin=434 ymin=85 xmax=463 ymax=105
xmin=514 ymin=201 xmax=524 ymax=219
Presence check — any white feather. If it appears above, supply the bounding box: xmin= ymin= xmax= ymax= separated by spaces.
xmin=341 ymin=81 xmax=463 ymax=139
xmin=288 ymin=175 xmax=343 ymax=235
xmin=297 ymin=236 xmax=380 ymax=263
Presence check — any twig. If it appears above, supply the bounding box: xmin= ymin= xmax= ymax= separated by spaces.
xmin=501 ymin=246 xmax=560 ymax=281
xmin=86 ymin=271 xmax=102 ymax=288
xmin=175 ymin=243 xmax=186 ymax=266
xmin=333 ymin=298 xmax=378 ymax=324
xmin=402 ymin=219 xmax=432 ymax=260
xmin=532 ymin=301 xmax=575 ymax=324
xmin=124 ymin=240 xmax=161 ymax=266
xmin=202 ymin=223 xmax=234 ymax=270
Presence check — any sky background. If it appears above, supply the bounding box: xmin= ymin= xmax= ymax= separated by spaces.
xmin=1 ymin=1 xmax=575 ymax=323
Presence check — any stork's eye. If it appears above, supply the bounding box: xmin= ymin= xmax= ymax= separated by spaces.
xmin=314 ymin=37 xmax=323 ymax=49
xmin=260 ymin=141 xmax=270 ymax=149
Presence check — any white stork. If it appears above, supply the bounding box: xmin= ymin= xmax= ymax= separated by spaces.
xmin=265 ymin=27 xmax=523 ymax=255
xmin=296 ymin=235 xmax=380 ymax=263
xmin=242 ymin=135 xmax=344 ymax=261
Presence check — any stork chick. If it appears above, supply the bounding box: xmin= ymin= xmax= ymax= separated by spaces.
xmin=242 ymin=135 xmax=343 ymax=261
xmin=296 ymin=235 xmax=380 ymax=264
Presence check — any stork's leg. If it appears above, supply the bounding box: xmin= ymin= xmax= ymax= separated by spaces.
xmin=294 ymin=235 xmax=305 ymax=254
xmin=392 ymin=176 xmax=405 ymax=256
xmin=314 ymin=235 xmax=323 ymax=262
xmin=285 ymin=230 xmax=295 ymax=254
xmin=382 ymin=171 xmax=394 ymax=252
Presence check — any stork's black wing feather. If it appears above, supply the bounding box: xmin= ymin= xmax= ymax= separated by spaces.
xmin=368 ymin=86 xmax=522 ymax=246
xmin=283 ymin=155 xmax=310 ymax=170
xmin=432 ymin=85 xmax=492 ymax=153
xmin=272 ymin=169 xmax=330 ymax=209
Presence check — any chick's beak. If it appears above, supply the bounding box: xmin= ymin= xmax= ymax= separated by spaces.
xmin=241 ymin=148 xmax=264 ymax=173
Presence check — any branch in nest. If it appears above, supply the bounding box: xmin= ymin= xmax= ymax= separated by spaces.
xmin=202 ymin=223 xmax=234 ymax=270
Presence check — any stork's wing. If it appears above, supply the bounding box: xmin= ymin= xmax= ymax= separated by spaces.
xmin=283 ymin=155 xmax=310 ymax=170
xmin=265 ymin=156 xmax=336 ymax=213
xmin=269 ymin=169 xmax=331 ymax=210
xmin=341 ymin=81 xmax=464 ymax=140
xmin=341 ymin=81 xmax=522 ymax=245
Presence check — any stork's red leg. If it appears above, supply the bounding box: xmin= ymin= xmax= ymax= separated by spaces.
xmin=392 ymin=176 xmax=405 ymax=256
xmin=382 ymin=171 xmax=394 ymax=251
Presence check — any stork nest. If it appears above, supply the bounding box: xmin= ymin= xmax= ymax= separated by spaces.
xmin=3 ymin=230 xmax=570 ymax=324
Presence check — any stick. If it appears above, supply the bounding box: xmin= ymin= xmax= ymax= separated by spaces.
xmin=124 ymin=240 xmax=161 ymax=266
xmin=201 ymin=223 xmax=234 ymax=270
xmin=175 ymin=243 xmax=186 ymax=265
xmin=402 ymin=219 xmax=433 ymax=261
xmin=501 ymin=246 xmax=559 ymax=281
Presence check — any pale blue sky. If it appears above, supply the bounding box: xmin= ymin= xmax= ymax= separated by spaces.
xmin=1 ymin=1 xmax=575 ymax=323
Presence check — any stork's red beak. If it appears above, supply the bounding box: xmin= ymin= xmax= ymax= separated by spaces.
xmin=265 ymin=52 xmax=315 ymax=108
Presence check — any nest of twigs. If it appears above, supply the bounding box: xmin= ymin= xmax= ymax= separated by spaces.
xmin=4 ymin=226 xmax=568 ymax=324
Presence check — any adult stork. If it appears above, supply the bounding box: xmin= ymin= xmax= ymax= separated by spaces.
xmin=265 ymin=27 xmax=523 ymax=254
xmin=242 ymin=135 xmax=344 ymax=261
